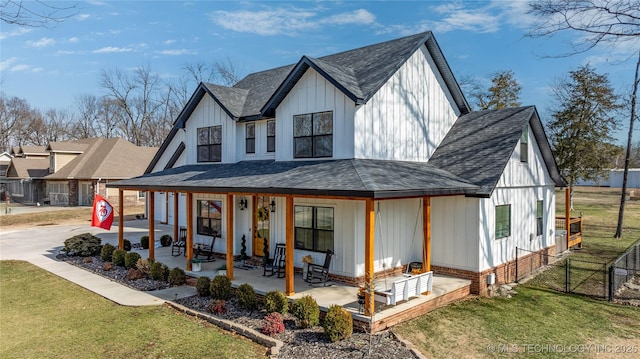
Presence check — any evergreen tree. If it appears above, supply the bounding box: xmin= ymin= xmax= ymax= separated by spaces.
xmin=473 ymin=70 xmax=522 ymax=110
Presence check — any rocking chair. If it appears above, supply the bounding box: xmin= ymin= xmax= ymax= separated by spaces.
xmin=264 ymin=243 xmax=286 ymax=278
xmin=306 ymin=249 xmax=333 ymax=286
xmin=172 ymin=227 xmax=186 ymax=256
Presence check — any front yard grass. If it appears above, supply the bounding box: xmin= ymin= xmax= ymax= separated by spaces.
xmin=396 ymin=187 xmax=640 ymax=358
xmin=0 ymin=260 xmax=267 ymax=359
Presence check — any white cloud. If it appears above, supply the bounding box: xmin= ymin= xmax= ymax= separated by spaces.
xmin=157 ymin=49 xmax=197 ymax=56
xmin=56 ymin=50 xmax=76 ymax=55
xmin=11 ymin=64 xmax=30 ymax=72
xmin=26 ymin=37 xmax=56 ymax=48
xmin=32 ymin=67 xmax=43 ymax=73
xmin=68 ymin=37 xmax=80 ymax=43
xmin=110 ymin=29 xmax=121 ymax=35
xmin=209 ymin=7 xmax=377 ymax=36
xmin=430 ymin=3 xmax=500 ymax=33
xmin=77 ymin=14 xmax=91 ymax=21
xmin=0 ymin=57 xmax=17 ymax=71
xmin=164 ymin=39 xmax=176 ymax=45
xmin=93 ymin=46 xmax=134 ymax=53
xmin=0 ymin=27 xmax=32 ymax=40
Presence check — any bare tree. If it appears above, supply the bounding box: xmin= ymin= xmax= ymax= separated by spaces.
xmin=72 ymin=94 xmax=100 ymax=139
xmin=0 ymin=0 xmax=77 ymax=27
xmin=0 ymin=93 xmax=33 ymax=150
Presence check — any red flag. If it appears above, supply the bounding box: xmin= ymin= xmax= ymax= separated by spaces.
xmin=91 ymin=194 xmax=114 ymax=230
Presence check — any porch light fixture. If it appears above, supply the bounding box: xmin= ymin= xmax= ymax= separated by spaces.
xmin=239 ymin=198 xmax=248 ymax=211
xmin=269 ymin=199 xmax=276 ymax=212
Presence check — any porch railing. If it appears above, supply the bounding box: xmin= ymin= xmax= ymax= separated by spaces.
xmin=555 ymin=216 xmax=583 ymax=248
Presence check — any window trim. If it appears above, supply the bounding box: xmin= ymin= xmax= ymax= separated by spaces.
xmin=197 ymin=125 xmax=222 ymax=163
xmin=293 ymin=111 xmax=333 ymax=158
xmin=196 ymin=199 xmax=222 ymax=237
xmin=294 ymin=205 xmax=334 ymax=253
xmin=266 ymin=120 xmax=276 ymax=153
xmin=245 ymin=123 xmax=255 ymax=154
xmin=495 ymin=204 xmax=511 ymax=239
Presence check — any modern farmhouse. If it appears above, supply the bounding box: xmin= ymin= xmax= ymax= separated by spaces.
xmin=109 ymin=32 xmax=569 ymax=318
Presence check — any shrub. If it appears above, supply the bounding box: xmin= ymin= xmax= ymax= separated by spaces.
xmin=291 ymin=295 xmax=320 ymax=328
xmin=62 ymin=233 xmax=102 ymax=256
xmin=102 ymin=262 xmax=115 ymax=271
xmin=264 ymin=290 xmax=288 ymax=315
xmin=209 ymin=299 xmax=226 ymax=314
xmin=168 ymin=267 xmax=186 ymax=286
xmin=236 ymin=283 xmax=257 ymax=311
xmin=112 ymin=249 xmax=127 ymax=267
xmin=195 ymin=276 xmax=211 ymax=297
xmin=136 ymin=258 xmax=151 ymax=275
xmin=160 ymin=234 xmax=172 ymax=247
xmin=127 ymin=268 xmax=143 ymax=281
xmin=262 ymin=312 xmax=285 ymax=337
xmin=140 ymin=235 xmax=149 ymax=249
xmin=210 ymin=275 xmax=232 ymax=300
xmin=124 ymin=252 xmax=142 ymax=269
xmin=123 ymin=239 xmax=131 ymax=251
xmin=149 ymin=262 xmax=168 ymax=281
xmin=323 ymin=305 xmax=353 ymax=342
xmin=83 ymin=257 xmax=93 ymax=264
xmin=101 ymin=243 xmax=116 ymax=261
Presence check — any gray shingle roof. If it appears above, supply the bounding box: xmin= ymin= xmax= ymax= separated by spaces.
xmin=428 ymin=106 xmax=566 ymax=196
xmin=113 ymin=159 xmax=479 ymax=199
xmin=7 ymin=158 xmax=49 ymax=179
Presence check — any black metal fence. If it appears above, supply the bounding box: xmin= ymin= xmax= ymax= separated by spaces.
xmin=516 ymin=242 xmax=640 ymax=302
xmin=609 ymin=242 xmax=640 ymax=301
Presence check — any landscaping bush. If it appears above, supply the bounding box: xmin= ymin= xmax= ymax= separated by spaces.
xmin=262 ymin=312 xmax=285 ymax=336
xmin=62 ymin=233 xmax=102 ymax=256
xmin=123 ymin=239 xmax=131 ymax=251
xmin=140 ymin=235 xmax=149 ymax=249
xmin=168 ymin=267 xmax=186 ymax=286
xmin=236 ymin=283 xmax=257 ymax=311
xmin=210 ymin=275 xmax=232 ymax=300
xmin=102 ymin=262 xmax=115 ymax=271
xmin=127 ymin=268 xmax=143 ymax=281
xmin=124 ymin=252 xmax=142 ymax=269
xmin=160 ymin=234 xmax=172 ymax=247
xmin=112 ymin=249 xmax=127 ymax=267
xmin=100 ymin=243 xmax=116 ymax=262
xmin=291 ymin=295 xmax=320 ymax=328
xmin=323 ymin=305 xmax=353 ymax=342
xmin=209 ymin=299 xmax=226 ymax=314
xmin=195 ymin=276 xmax=211 ymax=297
xmin=149 ymin=261 xmax=168 ymax=281
xmin=136 ymin=258 xmax=151 ymax=275
xmin=264 ymin=290 xmax=288 ymax=315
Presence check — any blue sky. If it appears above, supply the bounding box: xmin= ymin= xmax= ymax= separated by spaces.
xmin=1 ymin=1 xmax=638 ymax=144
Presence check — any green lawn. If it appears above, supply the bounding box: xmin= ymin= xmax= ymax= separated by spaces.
xmin=0 ymin=260 xmax=267 ymax=359
xmin=396 ymin=187 xmax=640 ymax=358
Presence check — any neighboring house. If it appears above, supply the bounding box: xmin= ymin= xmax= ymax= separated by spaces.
xmin=5 ymin=138 xmax=157 ymax=206
xmin=10 ymin=145 xmax=49 ymax=159
xmin=110 ymin=32 xmax=566 ymax=306
xmin=0 ymin=152 xmax=12 ymax=199
xmin=575 ymin=169 xmax=640 ymax=188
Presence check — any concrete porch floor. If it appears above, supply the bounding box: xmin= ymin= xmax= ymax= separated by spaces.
xmin=96 ymin=222 xmax=472 ymax=327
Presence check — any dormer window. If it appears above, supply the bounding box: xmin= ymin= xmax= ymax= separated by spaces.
xmin=197 ymin=126 xmax=222 ymax=162
xmin=520 ymin=127 xmax=528 ymax=162
xmin=293 ymin=111 xmax=333 ymax=158
xmin=246 ymin=123 xmax=255 ymax=154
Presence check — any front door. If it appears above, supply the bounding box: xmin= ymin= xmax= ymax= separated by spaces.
xmin=253 ymin=196 xmax=270 ymax=257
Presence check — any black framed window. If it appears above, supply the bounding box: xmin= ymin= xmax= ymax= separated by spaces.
xmin=520 ymin=127 xmax=528 ymax=162
xmin=197 ymin=200 xmax=222 ymax=236
xmin=293 ymin=111 xmax=332 ymax=158
xmin=294 ymin=205 xmax=334 ymax=252
xmin=246 ymin=123 xmax=255 ymax=154
xmin=495 ymin=204 xmax=511 ymax=239
xmin=267 ymin=120 xmax=275 ymax=153
xmin=536 ymin=200 xmax=544 ymax=236
xmin=197 ymin=125 xmax=222 ymax=162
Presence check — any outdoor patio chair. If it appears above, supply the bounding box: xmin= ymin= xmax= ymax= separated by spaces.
xmin=306 ymin=249 xmax=333 ymax=286
xmin=263 ymin=243 xmax=286 ymax=278
xmin=194 ymin=232 xmax=218 ymax=261
xmin=172 ymin=227 xmax=186 ymax=256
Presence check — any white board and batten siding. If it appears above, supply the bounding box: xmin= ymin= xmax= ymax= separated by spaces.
xmin=236 ymin=119 xmax=277 ymax=162
xmin=354 ymin=45 xmax=460 ymax=162
xmin=478 ymin=124 xmax=557 ymax=272
xmin=275 ymin=69 xmax=356 ymax=161
xmin=184 ymin=95 xmax=236 ymax=164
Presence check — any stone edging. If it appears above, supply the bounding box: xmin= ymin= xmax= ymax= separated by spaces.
xmin=166 ymin=301 xmax=284 ymax=357
xmin=391 ymin=330 xmax=427 ymax=359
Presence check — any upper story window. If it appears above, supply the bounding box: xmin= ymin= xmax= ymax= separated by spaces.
xmin=245 ymin=123 xmax=255 ymax=154
xmin=293 ymin=111 xmax=333 ymax=158
xmin=495 ymin=204 xmax=511 ymax=239
xmin=520 ymin=127 xmax=528 ymax=162
xmin=267 ymin=120 xmax=276 ymax=153
xmin=197 ymin=126 xmax=222 ymax=162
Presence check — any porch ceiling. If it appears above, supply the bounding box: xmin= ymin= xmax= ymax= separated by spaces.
xmin=108 ymin=159 xmax=479 ymax=199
